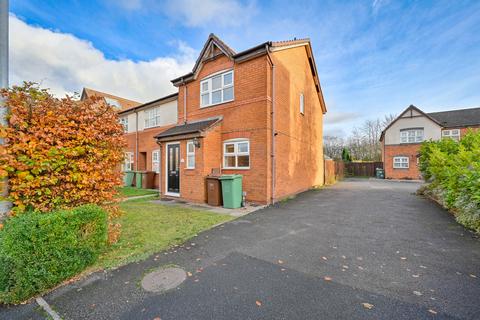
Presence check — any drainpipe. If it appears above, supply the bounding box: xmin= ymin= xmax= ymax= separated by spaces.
xmin=183 ymin=80 xmax=187 ymax=124
xmin=266 ymin=44 xmax=276 ymax=205
xmin=135 ymin=111 xmax=139 ymax=171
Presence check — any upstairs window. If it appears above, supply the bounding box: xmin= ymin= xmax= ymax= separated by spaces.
xmin=145 ymin=107 xmax=161 ymax=128
xmin=400 ymin=129 xmax=424 ymax=143
xmin=442 ymin=129 xmax=460 ymax=141
xmin=186 ymin=141 xmax=195 ymax=169
xmin=152 ymin=150 xmax=160 ymax=173
xmin=393 ymin=156 xmax=409 ymax=169
xmin=200 ymin=70 xmax=234 ymax=107
xmin=300 ymin=93 xmax=305 ymax=114
xmin=223 ymin=139 xmax=250 ymax=169
xmin=119 ymin=116 xmax=129 ymax=132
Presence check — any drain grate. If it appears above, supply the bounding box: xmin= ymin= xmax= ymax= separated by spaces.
xmin=141 ymin=267 xmax=186 ymax=293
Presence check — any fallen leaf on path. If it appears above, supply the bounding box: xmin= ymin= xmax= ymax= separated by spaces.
xmin=256 ymin=300 xmax=262 ymax=307
xmin=342 ymin=255 xmax=346 ymax=259
xmin=420 ymin=265 xmax=427 ymax=269
xmin=278 ymin=260 xmax=284 ymax=264
xmin=324 ymin=276 xmax=332 ymax=281
xmin=400 ymin=257 xmax=407 ymax=260
xmin=342 ymin=265 xmax=349 ymax=269
xmin=413 ymin=291 xmax=422 ymax=296
xmin=470 ymin=274 xmax=477 ymax=278
xmin=281 ymin=268 xmax=286 ymax=272
xmin=322 ymin=256 xmax=328 ymax=261
xmin=187 ymin=272 xmax=192 ymax=277
xmin=362 ymin=303 xmax=374 ymax=310
xmin=428 ymin=309 xmax=437 ymax=315
xmin=412 ymin=274 xmax=420 ymax=278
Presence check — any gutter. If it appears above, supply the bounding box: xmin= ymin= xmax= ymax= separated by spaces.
xmin=266 ymin=44 xmax=276 ymax=205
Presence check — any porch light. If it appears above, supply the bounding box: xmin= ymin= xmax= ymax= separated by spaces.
xmin=193 ymin=137 xmax=201 ymax=148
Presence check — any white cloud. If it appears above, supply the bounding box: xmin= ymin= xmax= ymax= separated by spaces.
xmin=164 ymin=0 xmax=257 ymax=27
xmin=9 ymin=15 xmax=196 ymax=102
xmin=324 ymin=111 xmax=360 ymax=125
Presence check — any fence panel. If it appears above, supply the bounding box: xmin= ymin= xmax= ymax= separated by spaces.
xmin=324 ymin=159 xmax=345 ymax=185
xmin=344 ymin=161 xmax=383 ymax=177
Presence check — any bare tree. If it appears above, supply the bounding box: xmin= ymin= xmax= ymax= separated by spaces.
xmin=329 ymin=113 xmax=397 ymax=162
xmin=323 ymin=136 xmax=345 ymax=160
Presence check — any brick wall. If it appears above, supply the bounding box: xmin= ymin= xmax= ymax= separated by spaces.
xmin=384 ymin=144 xmax=421 ymax=180
xmin=271 ymin=46 xmax=325 ymax=200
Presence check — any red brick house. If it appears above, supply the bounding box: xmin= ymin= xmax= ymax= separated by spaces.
xmin=380 ymin=105 xmax=480 ymax=180
xmin=84 ymin=34 xmax=327 ymax=204
xmin=81 ymin=88 xmax=179 ymax=189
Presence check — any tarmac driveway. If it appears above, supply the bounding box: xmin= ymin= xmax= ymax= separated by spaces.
xmin=3 ymin=179 xmax=480 ymax=319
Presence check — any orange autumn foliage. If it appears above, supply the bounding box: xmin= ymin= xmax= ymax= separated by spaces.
xmin=0 ymin=83 xmax=125 ymax=232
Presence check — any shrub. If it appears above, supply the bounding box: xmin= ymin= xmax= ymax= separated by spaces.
xmin=0 ymin=205 xmax=107 ymax=304
xmin=419 ymin=130 xmax=480 ymax=232
xmin=0 ymin=83 xmax=125 ymax=215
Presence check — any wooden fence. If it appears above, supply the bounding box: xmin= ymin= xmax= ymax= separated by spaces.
xmin=324 ymin=159 xmax=345 ymax=185
xmin=344 ymin=161 xmax=383 ymax=177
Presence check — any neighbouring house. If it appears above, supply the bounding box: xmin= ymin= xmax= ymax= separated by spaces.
xmin=380 ymin=105 xmax=480 ymax=180
xmin=83 ymin=33 xmax=327 ymax=205
xmin=81 ymin=88 xmax=178 ymax=189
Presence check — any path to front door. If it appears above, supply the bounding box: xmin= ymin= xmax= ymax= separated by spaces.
xmin=166 ymin=142 xmax=180 ymax=196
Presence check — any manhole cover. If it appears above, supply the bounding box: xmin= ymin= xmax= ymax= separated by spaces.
xmin=141 ymin=267 xmax=186 ymax=292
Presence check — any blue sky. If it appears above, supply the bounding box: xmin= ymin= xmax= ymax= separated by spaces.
xmin=9 ymin=0 xmax=480 ymax=136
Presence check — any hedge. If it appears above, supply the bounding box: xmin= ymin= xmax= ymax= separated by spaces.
xmin=419 ymin=130 xmax=480 ymax=232
xmin=0 ymin=205 xmax=107 ymax=304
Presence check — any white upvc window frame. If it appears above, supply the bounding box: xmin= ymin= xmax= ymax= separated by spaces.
xmin=442 ymin=129 xmax=460 ymax=141
xmin=300 ymin=93 xmax=305 ymax=115
xmin=400 ymin=129 xmax=424 ymax=144
xmin=124 ymin=152 xmax=134 ymax=171
xmin=119 ymin=116 xmax=129 ymax=133
xmin=200 ymin=69 xmax=234 ymax=108
xmin=186 ymin=141 xmax=195 ymax=169
xmin=144 ymin=107 xmax=161 ymax=129
xmin=393 ymin=156 xmax=409 ymax=169
xmin=152 ymin=150 xmax=160 ymax=173
xmin=223 ymin=139 xmax=250 ymax=170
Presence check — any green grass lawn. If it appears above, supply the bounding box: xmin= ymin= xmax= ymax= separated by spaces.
xmin=117 ymin=186 xmax=159 ymax=198
xmin=95 ymin=198 xmax=233 ymax=269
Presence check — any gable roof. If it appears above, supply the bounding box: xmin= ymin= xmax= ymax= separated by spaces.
xmin=154 ymin=117 xmax=222 ymax=141
xmin=427 ymin=107 xmax=480 ymax=128
xmin=379 ymin=105 xmax=441 ymax=141
xmin=170 ymin=34 xmax=327 ymax=113
xmin=81 ymin=88 xmax=142 ymax=112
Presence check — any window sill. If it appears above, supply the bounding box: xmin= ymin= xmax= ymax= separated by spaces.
xmin=393 ymin=167 xmax=410 ymax=170
xmin=200 ymin=99 xmax=234 ymax=109
xmin=222 ymin=167 xmax=250 ymax=170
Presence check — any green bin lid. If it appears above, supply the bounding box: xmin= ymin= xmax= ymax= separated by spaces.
xmin=219 ymin=174 xmax=242 ymax=180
